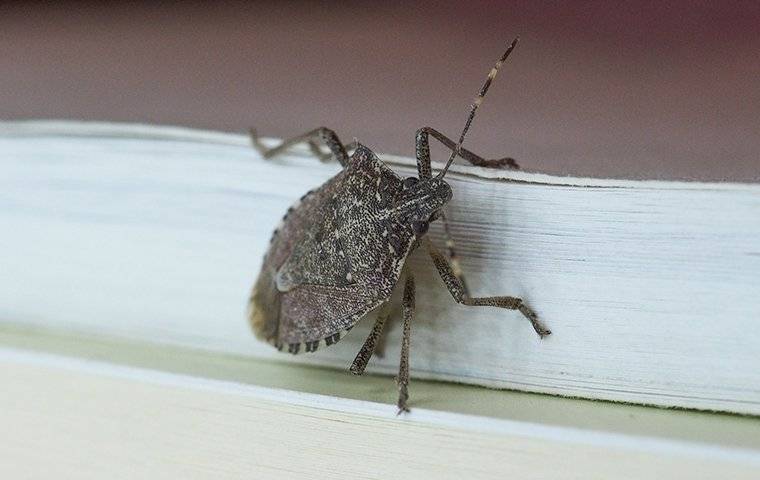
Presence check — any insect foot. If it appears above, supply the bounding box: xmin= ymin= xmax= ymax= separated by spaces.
xmin=396 ymin=382 xmax=410 ymax=415
xmin=517 ymin=302 xmax=552 ymax=338
xmin=247 ymin=37 xmax=550 ymax=412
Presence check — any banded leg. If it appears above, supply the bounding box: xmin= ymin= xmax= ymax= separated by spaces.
xmin=396 ymin=272 xmax=415 ymax=414
xmin=303 ymin=139 xmax=359 ymax=163
xmin=415 ymin=126 xmax=519 ymax=179
xmin=424 ymin=238 xmax=551 ymax=338
xmin=439 ymin=211 xmax=471 ymax=297
xmin=418 ymin=125 xmax=514 ymax=279
xmin=350 ymin=302 xmax=392 ymax=375
xmin=250 ymin=127 xmax=350 ymax=167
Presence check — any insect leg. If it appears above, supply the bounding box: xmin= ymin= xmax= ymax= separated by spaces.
xmin=415 ymin=126 xmax=519 ymax=179
xmin=306 ymin=139 xmax=359 ymax=162
xmin=250 ymin=127 xmax=350 ymax=167
xmin=349 ymin=302 xmax=391 ymax=376
xmin=303 ymin=139 xmax=359 ymax=162
xmin=396 ymin=272 xmax=415 ymax=414
xmin=424 ymin=238 xmax=551 ymax=338
xmin=439 ymin=211 xmax=471 ymax=297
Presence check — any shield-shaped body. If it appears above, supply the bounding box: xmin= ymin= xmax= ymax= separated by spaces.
xmin=248 ymin=145 xmax=416 ymax=354
xmin=246 ymin=40 xmax=550 ymax=412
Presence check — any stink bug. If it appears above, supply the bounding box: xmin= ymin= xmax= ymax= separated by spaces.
xmin=247 ymin=38 xmax=550 ymax=413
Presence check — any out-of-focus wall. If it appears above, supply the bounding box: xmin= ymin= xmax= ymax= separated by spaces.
xmin=1 ymin=1 xmax=758 ymax=181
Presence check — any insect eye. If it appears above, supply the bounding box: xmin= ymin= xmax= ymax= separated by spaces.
xmin=412 ymin=221 xmax=429 ymax=236
xmin=402 ymin=177 xmax=419 ymax=190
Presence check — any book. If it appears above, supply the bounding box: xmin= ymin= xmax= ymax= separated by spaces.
xmin=2 ymin=326 xmax=759 ymax=479
xmin=1 ymin=120 xmax=759 ymax=416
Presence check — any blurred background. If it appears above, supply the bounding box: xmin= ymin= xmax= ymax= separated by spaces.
xmin=1 ymin=1 xmax=758 ymax=181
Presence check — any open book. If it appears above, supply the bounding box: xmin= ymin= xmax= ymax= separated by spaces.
xmin=2 ymin=120 xmax=759 ymax=415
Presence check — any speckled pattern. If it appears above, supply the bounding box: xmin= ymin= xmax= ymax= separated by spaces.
xmin=248 ymin=41 xmax=555 ymax=411
xmin=248 ymin=40 xmax=551 ymax=364
xmin=249 ymin=144 xmax=445 ymax=351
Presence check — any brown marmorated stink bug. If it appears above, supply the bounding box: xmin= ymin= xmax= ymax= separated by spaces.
xmin=247 ymin=38 xmax=550 ymax=413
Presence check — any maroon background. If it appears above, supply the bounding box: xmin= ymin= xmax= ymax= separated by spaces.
xmin=1 ymin=2 xmax=758 ymax=181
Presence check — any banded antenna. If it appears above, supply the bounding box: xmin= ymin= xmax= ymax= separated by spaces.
xmin=438 ymin=37 xmax=519 ymax=179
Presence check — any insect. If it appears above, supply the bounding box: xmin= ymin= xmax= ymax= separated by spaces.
xmin=247 ymin=38 xmax=550 ymax=413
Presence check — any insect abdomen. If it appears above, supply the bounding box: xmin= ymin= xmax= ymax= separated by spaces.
xmin=247 ymin=266 xmax=280 ymax=342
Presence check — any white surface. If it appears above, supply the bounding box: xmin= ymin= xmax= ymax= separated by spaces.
xmin=2 ymin=346 xmax=759 ymax=480
xmin=1 ymin=121 xmax=759 ymax=414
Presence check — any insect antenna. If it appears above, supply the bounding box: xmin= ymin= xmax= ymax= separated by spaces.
xmin=437 ymin=37 xmax=519 ymax=179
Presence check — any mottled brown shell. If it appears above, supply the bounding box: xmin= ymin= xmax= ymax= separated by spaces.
xmin=248 ymin=145 xmax=416 ymax=354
